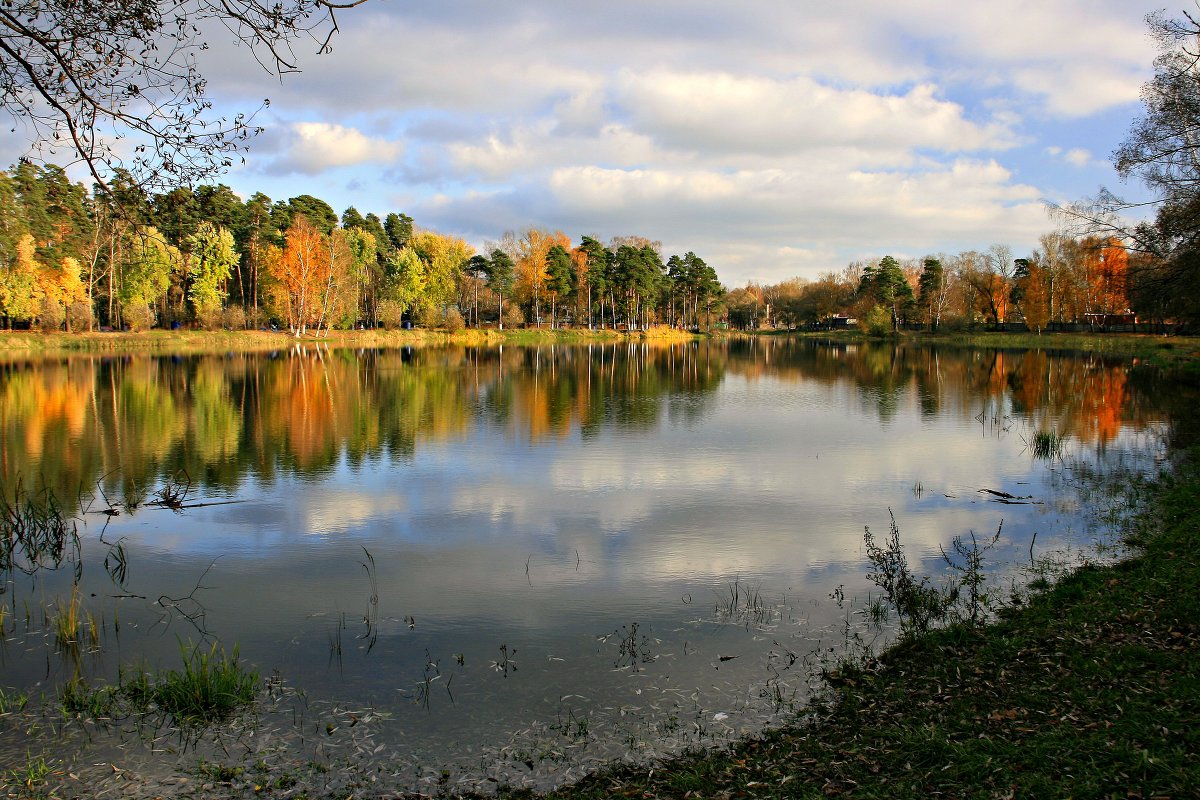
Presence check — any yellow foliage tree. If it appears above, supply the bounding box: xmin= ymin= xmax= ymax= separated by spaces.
xmin=514 ymin=228 xmax=570 ymax=327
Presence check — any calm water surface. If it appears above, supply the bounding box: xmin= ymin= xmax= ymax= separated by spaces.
xmin=0 ymin=339 xmax=1177 ymax=790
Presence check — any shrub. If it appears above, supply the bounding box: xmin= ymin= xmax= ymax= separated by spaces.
xmin=66 ymin=300 xmax=93 ymax=332
xmin=442 ymin=307 xmax=465 ymax=332
xmin=38 ymin=297 xmax=65 ymax=332
xmin=501 ymin=303 xmax=525 ymax=329
xmin=221 ymin=305 xmax=247 ymax=331
xmin=122 ymin=302 xmax=155 ymax=331
xmin=377 ymin=299 xmax=404 ymax=330
xmin=417 ymin=304 xmax=442 ymax=329
xmin=244 ymin=306 xmax=268 ymax=330
xmin=860 ymin=304 xmax=892 ymax=337
xmin=196 ymin=306 xmax=222 ymax=331
xmin=863 ymin=510 xmax=950 ymax=635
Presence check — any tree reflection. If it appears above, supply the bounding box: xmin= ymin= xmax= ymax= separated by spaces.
xmin=0 ymin=340 xmax=1180 ymax=511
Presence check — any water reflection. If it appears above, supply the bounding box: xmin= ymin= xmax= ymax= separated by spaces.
xmin=0 ymin=340 xmax=1168 ymax=500
xmin=0 ymin=338 xmax=1185 ymax=793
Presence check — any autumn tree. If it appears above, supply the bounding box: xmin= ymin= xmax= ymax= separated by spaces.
xmin=513 ymin=229 xmax=570 ymax=327
xmin=725 ymin=283 xmax=766 ymax=329
xmin=314 ymin=228 xmax=356 ymax=332
xmin=1014 ymin=258 xmax=1051 ymax=333
xmin=119 ymin=227 xmax=179 ymax=330
xmin=267 ymin=216 xmax=326 ymax=336
xmin=1089 ymin=237 xmax=1130 ymax=315
xmin=379 ymin=247 xmax=425 ymax=329
xmin=339 ymin=227 xmax=377 ymax=327
xmin=0 ymin=233 xmax=42 ymax=327
xmin=1030 ymin=231 xmax=1074 ymax=323
xmin=792 ymin=272 xmax=854 ymax=326
xmin=955 ymin=250 xmax=1004 ymax=325
xmin=1062 ymin=11 xmax=1200 ymax=323
xmin=408 ymin=230 xmax=473 ymax=325
xmin=185 ymin=223 xmax=239 ymax=328
xmin=38 ymin=253 xmax=89 ymax=331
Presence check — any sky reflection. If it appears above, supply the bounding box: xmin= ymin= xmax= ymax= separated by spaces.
xmin=0 ymin=340 xmax=1176 ymax=790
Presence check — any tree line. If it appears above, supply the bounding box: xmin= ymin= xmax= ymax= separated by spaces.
xmin=0 ymin=164 xmax=722 ymax=334
xmin=0 ymin=160 xmax=1172 ymax=337
xmin=722 ymin=235 xmax=1145 ymax=333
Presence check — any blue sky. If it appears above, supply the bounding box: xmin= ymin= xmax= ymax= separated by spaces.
xmin=11 ymin=0 xmax=1174 ymax=287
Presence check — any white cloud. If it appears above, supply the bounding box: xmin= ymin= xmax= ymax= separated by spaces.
xmin=197 ymin=0 xmax=1165 ymax=287
xmin=617 ymin=72 xmax=1016 ymax=158
xmin=264 ymin=122 xmax=403 ymax=176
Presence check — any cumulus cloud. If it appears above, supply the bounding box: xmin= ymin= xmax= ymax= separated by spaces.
xmin=617 ymin=72 xmax=1016 ymax=158
xmin=263 ymin=122 xmax=404 ymax=176
xmin=199 ymin=0 xmax=1162 ymax=286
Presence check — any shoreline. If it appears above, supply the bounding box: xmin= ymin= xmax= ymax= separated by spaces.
xmin=2 ymin=327 xmax=1197 ymax=362
xmin=517 ymin=440 xmax=1200 ymax=799
xmin=1 ymin=333 xmax=1197 ymax=798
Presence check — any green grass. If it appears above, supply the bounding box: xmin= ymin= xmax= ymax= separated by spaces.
xmin=791 ymin=327 xmax=1200 ymax=366
xmin=1030 ymin=430 xmax=1065 ymax=460
xmin=2 ymin=752 xmax=53 ymax=797
xmin=0 ymin=324 xmax=699 ymax=357
xmin=151 ymin=640 xmax=259 ymax=725
xmin=55 ymin=640 xmax=258 ymax=727
xmin=502 ymin=447 xmax=1200 ymax=800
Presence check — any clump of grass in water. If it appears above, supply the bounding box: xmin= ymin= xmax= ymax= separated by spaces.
xmin=1030 ymin=430 xmax=1065 ymax=460
xmin=60 ymin=676 xmax=115 ymax=718
xmin=0 ymin=686 xmax=29 ymax=714
xmin=0 ymin=481 xmax=79 ymax=576
xmin=153 ymin=640 xmax=259 ymax=725
xmin=55 ymin=645 xmax=258 ymax=727
xmin=714 ymin=578 xmax=774 ymax=627
xmin=6 ymin=752 xmax=52 ymax=795
xmin=52 ymin=584 xmax=99 ymax=653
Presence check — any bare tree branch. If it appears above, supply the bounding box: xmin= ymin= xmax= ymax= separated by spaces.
xmin=0 ymin=1 xmax=367 ymax=194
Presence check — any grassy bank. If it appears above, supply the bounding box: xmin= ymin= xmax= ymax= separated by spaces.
xmin=502 ymin=449 xmax=1200 ymax=799
xmin=3 ymin=327 xmax=1196 ymax=366
xmin=786 ymin=328 xmax=1200 ymax=370
xmin=0 ymin=325 xmax=696 ymax=357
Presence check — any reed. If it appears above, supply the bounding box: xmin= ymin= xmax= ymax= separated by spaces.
xmin=51 ymin=584 xmax=98 ymax=652
xmin=0 ymin=481 xmax=79 ymax=576
xmin=1030 ymin=430 xmax=1065 ymax=460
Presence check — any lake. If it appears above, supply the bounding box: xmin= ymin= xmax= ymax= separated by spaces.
xmin=0 ymin=338 xmax=1178 ymax=792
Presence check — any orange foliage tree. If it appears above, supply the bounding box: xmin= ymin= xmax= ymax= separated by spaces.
xmin=267 ymin=216 xmax=350 ymax=336
xmin=1091 ymin=237 xmax=1130 ymax=314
